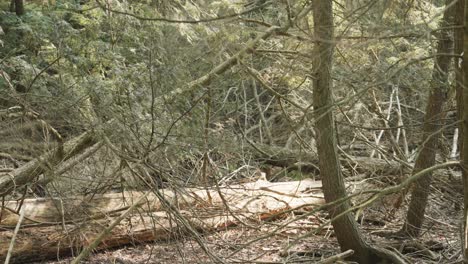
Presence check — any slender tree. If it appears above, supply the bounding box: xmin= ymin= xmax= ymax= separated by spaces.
xmin=461 ymin=0 xmax=468 ymax=260
xmin=10 ymin=0 xmax=24 ymax=16
xmin=311 ymin=1 xmax=402 ymax=263
xmin=400 ymin=0 xmax=454 ymax=237
xmin=455 ymin=0 xmax=464 ymax=150
xmin=453 ymin=3 xmax=465 ymax=260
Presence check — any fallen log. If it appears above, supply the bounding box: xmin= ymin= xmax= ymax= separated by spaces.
xmin=0 ymin=180 xmax=323 ymax=227
xmin=0 ymin=130 xmax=98 ymax=196
xmin=0 ymin=180 xmax=324 ymax=263
xmin=249 ymin=144 xmax=409 ymax=176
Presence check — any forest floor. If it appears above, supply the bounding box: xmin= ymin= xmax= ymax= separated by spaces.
xmin=34 ymin=176 xmax=463 ymax=264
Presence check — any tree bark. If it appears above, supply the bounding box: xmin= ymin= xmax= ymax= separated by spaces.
xmin=400 ymin=0 xmax=454 ymax=237
xmin=311 ymin=1 xmax=392 ymax=263
xmin=13 ymin=0 xmax=24 ymax=16
xmin=455 ymin=1 xmax=465 ymax=152
xmin=0 ymin=180 xmax=323 ymax=263
xmin=248 ymin=143 xmax=407 ymax=176
xmin=0 ymin=131 xmax=97 ymax=197
xmin=461 ymin=0 xmax=468 ymax=261
xmin=0 ymin=179 xmax=323 ymax=227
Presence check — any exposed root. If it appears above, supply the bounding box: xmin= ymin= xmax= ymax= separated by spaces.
xmin=369 ymin=246 xmax=409 ymax=264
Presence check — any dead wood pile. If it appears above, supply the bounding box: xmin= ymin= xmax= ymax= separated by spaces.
xmin=0 ymin=180 xmax=324 ymax=263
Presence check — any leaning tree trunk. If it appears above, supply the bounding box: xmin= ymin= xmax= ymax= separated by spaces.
xmin=311 ymin=1 xmax=403 ymax=263
xmin=0 ymin=130 xmax=97 ymax=196
xmin=461 ymin=0 xmax=468 ymax=260
xmin=400 ymin=0 xmax=454 ymax=237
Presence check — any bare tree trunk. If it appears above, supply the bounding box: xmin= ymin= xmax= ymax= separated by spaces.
xmin=400 ymin=0 xmax=454 ymax=237
xmin=454 ymin=8 xmax=465 ymax=261
xmin=0 ymin=131 xmax=97 ymax=196
xmin=311 ymin=2 xmax=405 ymax=263
xmin=13 ymin=0 xmax=24 ymax=16
xmin=455 ymin=0 xmax=465 ymax=153
xmin=461 ymin=0 xmax=468 ymax=260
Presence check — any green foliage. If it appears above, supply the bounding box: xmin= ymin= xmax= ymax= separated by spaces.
xmin=0 ymin=0 xmax=456 ymax=190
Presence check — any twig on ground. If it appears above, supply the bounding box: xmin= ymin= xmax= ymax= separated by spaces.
xmin=316 ymin=249 xmax=354 ymax=264
xmin=4 ymin=208 xmax=25 ymax=264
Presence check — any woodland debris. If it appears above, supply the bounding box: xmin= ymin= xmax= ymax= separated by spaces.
xmin=0 ymin=179 xmax=324 ymax=263
xmin=250 ymin=143 xmax=409 ymax=177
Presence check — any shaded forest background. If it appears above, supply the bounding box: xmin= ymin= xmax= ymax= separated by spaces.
xmin=1 ymin=0 xmax=468 ymax=263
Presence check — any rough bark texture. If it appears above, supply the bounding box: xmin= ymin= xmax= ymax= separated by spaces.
xmin=401 ymin=0 xmax=454 ymax=237
xmin=312 ymin=1 xmax=379 ymax=263
xmin=455 ymin=0 xmax=465 ymax=151
xmin=0 ymin=180 xmax=323 ymax=227
xmin=249 ymin=144 xmax=407 ymax=177
xmin=11 ymin=0 xmax=24 ymax=16
xmin=462 ymin=0 xmax=468 ymax=260
xmin=0 ymin=131 xmax=97 ymax=196
xmin=0 ymin=180 xmax=323 ymax=263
